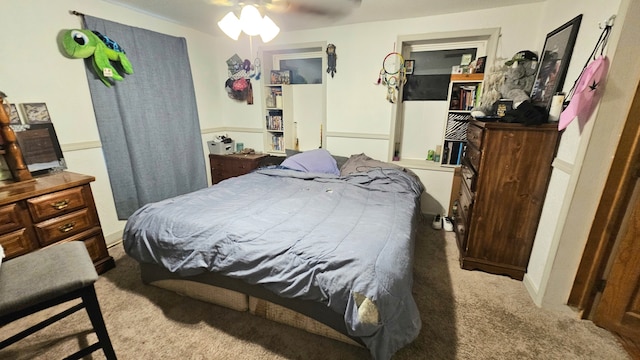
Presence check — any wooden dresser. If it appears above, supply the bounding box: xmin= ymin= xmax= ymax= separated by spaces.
xmin=0 ymin=171 xmax=115 ymax=274
xmin=452 ymin=120 xmax=559 ymax=280
xmin=209 ymin=153 xmax=270 ymax=184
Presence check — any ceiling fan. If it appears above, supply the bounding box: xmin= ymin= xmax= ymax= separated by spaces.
xmin=212 ymin=0 xmax=361 ymax=42
xmin=208 ymin=0 xmax=362 ymax=18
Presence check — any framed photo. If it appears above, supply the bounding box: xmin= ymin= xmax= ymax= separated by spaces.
xmin=8 ymin=104 xmax=21 ymax=124
xmin=20 ymin=102 xmax=51 ymax=124
xmin=530 ymin=15 xmax=582 ymax=111
xmin=404 ymin=60 xmax=415 ymax=75
xmin=270 ymin=70 xmax=291 ymax=85
xmin=475 ymin=56 xmax=487 ymax=74
xmin=13 ymin=123 xmax=66 ymax=174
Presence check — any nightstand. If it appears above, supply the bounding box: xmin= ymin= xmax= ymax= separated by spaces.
xmin=209 ymin=153 xmax=269 ymax=184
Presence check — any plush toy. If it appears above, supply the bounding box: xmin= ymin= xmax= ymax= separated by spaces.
xmin=61 ymin=29 xmax=133 ymax=87
xmin=471 ymin=51 xmax=538 ymax=117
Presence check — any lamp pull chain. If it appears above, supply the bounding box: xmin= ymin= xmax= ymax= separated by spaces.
xmin=249 ymin=36 xmax=253 ymax=63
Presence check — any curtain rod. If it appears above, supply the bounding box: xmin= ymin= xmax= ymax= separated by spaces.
xmin=70 ymin=10 xmax=84 ymax=16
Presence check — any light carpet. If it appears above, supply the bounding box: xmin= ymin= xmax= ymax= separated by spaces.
xmin=0 ymin=221 xmax=629 ymax=359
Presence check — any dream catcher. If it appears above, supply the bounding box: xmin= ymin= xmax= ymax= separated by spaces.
xmin=375 ymin=52 xmax=407 ymax=103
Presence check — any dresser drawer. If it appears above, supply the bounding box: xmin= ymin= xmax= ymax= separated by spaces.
xmin=221 ymin=162 xmax=255 ymax=177
xmin=454 ymin=209 xmax=468 ymax=251
xmin=55 ymin=228 xmax=107 ymax=263
xmin=33 ymin=208 xmax=97 ymax=246
xmin=466 ymin=143 xmax=482 ymax=172
xmin=0 ymin=228 xmax=34 ymax=259
xmin=0 ymin=203 xmax=25 ymax=233
xmin=461 ymin=162 xmax=476 ymax=193
xmin=466 ymin=123 xmax=483 ymax=150
xmin=82 ymin=232 xmax=107 ymax=263
xmin=27 ymin=187 xmax=87 ymax=222
xmin=459 ymin=181 xmax=473 ymax=221
xmin=210 ymin=154 xmax=267 ymax=184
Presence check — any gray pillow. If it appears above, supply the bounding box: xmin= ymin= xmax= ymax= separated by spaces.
xmin=281 ymin=149 xmax=340 ymax=175
xmin=340 ymin=153 xmax=404 ymax=176
xmin=285 ymin=149 xmax=349 ymax=171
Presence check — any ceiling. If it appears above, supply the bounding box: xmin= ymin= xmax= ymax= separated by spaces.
xmin=102 ymin=0 xmax=546 ymax=36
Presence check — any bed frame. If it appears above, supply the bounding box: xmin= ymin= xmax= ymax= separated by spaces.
xmin=139 ymin=262 xmax=364 ymax=347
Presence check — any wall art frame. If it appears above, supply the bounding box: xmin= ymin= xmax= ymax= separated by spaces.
xmin=13 ymin=123 xmax=66 ymax=174
xmin=20 ymin=102 xmax=52 ymax=124
xmin=530 ymin=14 xmax=583 ymax=111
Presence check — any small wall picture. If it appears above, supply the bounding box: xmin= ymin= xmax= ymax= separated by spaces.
xmin=270 ymin=70 xmax=291 ymax=85
xmin=21 ymin=102 xmax=51 ymax=124
xmin=475 ymin=56 xmax=487 ymax=74
xmin=9 ymin=104 xmax=21 ymax=124
xmin=404 ymin=60 xmax=415 ymax=75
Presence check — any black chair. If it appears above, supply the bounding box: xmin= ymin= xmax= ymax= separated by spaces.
xmin=0 ymin=241 xmax=116 ymax=359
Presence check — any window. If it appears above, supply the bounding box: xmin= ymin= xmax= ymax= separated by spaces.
xmin=273 ymin=51 xmax=323 ymax=84
xmin=403 ymin=48 xmax=478 ymax=101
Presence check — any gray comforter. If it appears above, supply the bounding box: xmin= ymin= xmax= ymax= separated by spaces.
xmin=123 ymin=167 xmax=423 ymax=359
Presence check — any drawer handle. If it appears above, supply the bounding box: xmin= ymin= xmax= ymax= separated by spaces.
xmin=58 ymin=222 xmax=76 ymax=233
xmin=51 ymin=199 xmax=70 ymax=210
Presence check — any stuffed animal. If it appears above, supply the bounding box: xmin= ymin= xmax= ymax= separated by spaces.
xmin=471 ymin=51 xmax=538 ymax=117
xmin=61 ymin=29 xmax=133 ymax=87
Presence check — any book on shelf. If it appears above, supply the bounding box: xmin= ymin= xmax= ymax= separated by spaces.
xmin=266 ymin=114 xmax=283 ymax=131
xmin=450 ymin=84 xmax=479 ymax=111
xmin=271 ymin=134 xmax=284 ymax=151
xmin=442 ymin=140 xmax=466 ymax=166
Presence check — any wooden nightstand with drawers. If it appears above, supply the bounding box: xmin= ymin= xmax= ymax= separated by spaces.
xmin=209 ymin=153 xmax=271 ymax=185
xmin=0 ymin=171 xmax=115 ymax=274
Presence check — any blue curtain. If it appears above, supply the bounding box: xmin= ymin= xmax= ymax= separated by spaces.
xmin=83 ymin=16 xmax=207 ymax=219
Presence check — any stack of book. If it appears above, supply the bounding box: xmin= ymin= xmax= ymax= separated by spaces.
xmin=271 ymin=134 xmax=284 ymax=151
xmin=442 ymin=140 xmax=466 ymax=166
xmin=450 ymin=84 xmax=482 ymax=111
xmin=266 ymin=113 xmax=283 ymax=131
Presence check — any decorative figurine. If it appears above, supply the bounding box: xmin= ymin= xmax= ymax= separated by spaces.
xmin=326 ymin=44 xmax=337 ymax=78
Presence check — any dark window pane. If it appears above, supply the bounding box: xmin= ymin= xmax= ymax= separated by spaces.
xmin=403 ymin=48 xmax=477 ymax=101
xmin=279 ymin=58 xmax=323 ymax=84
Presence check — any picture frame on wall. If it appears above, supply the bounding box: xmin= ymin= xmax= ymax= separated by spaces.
xmin=404 ymin=60 xmax=415 ymax=75
xmin=530 ymin=14 xmax=583 ymax=111
xmin=8 ymin=104 xmax=21 ymax=124
xmin=270 ymin=70 xmax=291 ymax=84
xmin=20 ymin=102 xmax=52 ymax=124
xmin=475 ymin=56 xmax=487 ymax=74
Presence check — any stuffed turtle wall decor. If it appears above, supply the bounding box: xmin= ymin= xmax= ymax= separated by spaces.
xmin=61 ymin=29 xmax=133 ymax=87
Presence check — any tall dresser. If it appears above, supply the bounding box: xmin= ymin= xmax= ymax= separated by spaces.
xmin=0 ymin=171 xmax=115 ymax=274
xmin=452 ymin=119 xmax=559 ymax=280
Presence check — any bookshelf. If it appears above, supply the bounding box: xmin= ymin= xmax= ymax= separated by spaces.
xmin=440 ymin=73 xmax=483 ymax=167
xmin=263 ymin=84 xmax=294 ymax=154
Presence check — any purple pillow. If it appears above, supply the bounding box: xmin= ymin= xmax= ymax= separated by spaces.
xmin=281 ymin=149 xmax=340 ymax=175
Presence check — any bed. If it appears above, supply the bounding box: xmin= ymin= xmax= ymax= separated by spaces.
xmin=123 ymin=151 xmax=424 ymax=359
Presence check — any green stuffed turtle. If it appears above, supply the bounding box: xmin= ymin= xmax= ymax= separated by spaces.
xmin=61 ymin=29 xmax=133 ymax=87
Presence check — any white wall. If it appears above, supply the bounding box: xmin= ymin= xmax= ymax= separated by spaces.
xmin=2 ymin=0 xmax=634 ymax=311
xmin=526 ymin=0 xmax=639 ymax=311
xmin=1 ymin=0 xmax=224 ymax=244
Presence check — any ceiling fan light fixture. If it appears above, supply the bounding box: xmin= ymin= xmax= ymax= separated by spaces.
xmin=217 ymin=11 xmax=242 ymax=40
xmin=260 ymin=15 xmax=280 ymax=43
xmin=239 ymin=5 xmax=263 ymax=36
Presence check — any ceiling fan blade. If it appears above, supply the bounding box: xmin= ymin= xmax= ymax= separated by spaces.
xmin=263 ymin=0 xmax=290 ymax=13
xmin=279 ymin=0 xmax=361 ymax=17
xmin=208 ymin=0 xmax=235 ymax=7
